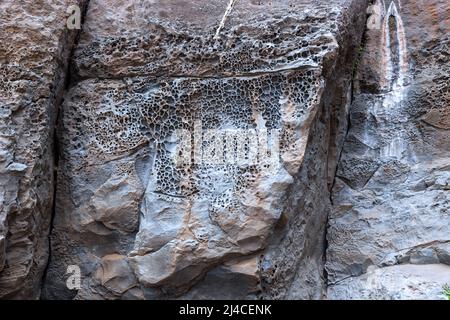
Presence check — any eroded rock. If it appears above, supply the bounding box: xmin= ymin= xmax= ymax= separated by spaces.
xmin=327 ymin=0 xmax=450 ymax=299
xmin=329 ymin=264 xmax=450 ymax=300
xmin=43 ymin=0 xmax=369 ymax=299
xmin=0 ymin=0 xmax=86 ymax=299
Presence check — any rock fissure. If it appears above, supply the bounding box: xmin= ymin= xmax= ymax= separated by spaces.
xmin=73 ymin=65 xmax=322 ymax=84
xmin=0 ymin=0 xmax=90 ymax=299
xmin=39 ymin=0 xmax=91 ymax=298
xmin=214 ymin=0 xmax=237 ymax=39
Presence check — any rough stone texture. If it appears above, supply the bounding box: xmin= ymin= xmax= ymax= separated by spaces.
xmin=327 ymin=0 xmax=450 ymax=299
xmin=0 ymin=0 xmax=86 ymax=299
xmin=42 ymin=0 xmax=369 ymax=299
xmin=329 ymin=264 xmax=450 ymax=300
xmin=3 ymin=0 xmax=445 ymax=301
xmin=256 ymin=0 xmax=368 ymax=299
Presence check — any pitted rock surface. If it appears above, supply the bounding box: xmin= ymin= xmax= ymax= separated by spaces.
xmin=2 ymin=0 xmax=447 ymax=301
xmin=42 ymin=0 xmax=368 ymax=299
xmin=0 ymin=0 xmax=87 ymax=299
xmin=326 ymin=0 xmax=450 ymax=300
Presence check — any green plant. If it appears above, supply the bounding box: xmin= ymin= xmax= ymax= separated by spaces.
xmin=443 ymin=284 xmax=450 ymax=300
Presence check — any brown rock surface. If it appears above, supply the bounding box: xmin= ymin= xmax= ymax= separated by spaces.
xmin=0 ymin=0 xmax=86 ymax=299
xmin=42 ymin=0 xmax=369 ymax=299
xmin=2 ymin=0 xmax=446 ymax=301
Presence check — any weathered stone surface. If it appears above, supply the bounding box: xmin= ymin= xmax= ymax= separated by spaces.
xmin=42 ymin=0 xmax=369 ymax=299
xmin=326 ymin=0 xmax=450 ymax=299
xmin=2 ymin=0 xmax=445 ymax=301
xmin=0 ymin=0 xmax=85 ymax=299
xmin=329 ymin=264 xmax=450 ymax=300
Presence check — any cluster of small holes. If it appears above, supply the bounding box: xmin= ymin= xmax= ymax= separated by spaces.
xmin=65 ymin=68 xmax=321 ymax=199
xmin=256 ymin=254 xmax=283 ymax=299
xmin=0 ymin=65 xmax=42 ymax=105
xmin=75 ymin=9 xmax=341 ymax=79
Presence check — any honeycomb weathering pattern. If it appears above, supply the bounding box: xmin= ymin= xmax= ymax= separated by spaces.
xmin=63 ymin=71 xmax=322 ymax=191
xmin=0 ymin=0 xmax=447 ymax=300
xmin=42 ymin=0 xmax=370 ymax=299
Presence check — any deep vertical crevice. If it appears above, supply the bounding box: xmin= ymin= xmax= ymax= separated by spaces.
xmin=389 ymin=15 xmax=400 ymax=86
xmin=39 ymin=0 xmax=91 ymax=298
xmin=322 ymin=10 xmax=371 ymax=297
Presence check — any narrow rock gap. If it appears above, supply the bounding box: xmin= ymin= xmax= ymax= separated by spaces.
xmin=388 ymin=15 xmax=400 ymax=85
xmin=72 ymin=64 xmax=320 ymax=84
xmin=39 ymin=0 xmax=91 ymax=298
xmin=322 ymin=20 xmax=370 ymax=296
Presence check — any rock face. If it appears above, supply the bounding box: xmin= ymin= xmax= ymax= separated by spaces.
xmin=0 ymin=0 xmax=86 ymax=299
xmin=41 ymin=0 xmax=368 ymax=299
xmin=326 ymin=0 xmax=450 ymax=299
xmin=1 ymin=0 xmax=447 ymax=300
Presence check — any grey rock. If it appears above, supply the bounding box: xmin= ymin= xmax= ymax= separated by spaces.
xmin=1 ymin=0 xmax=447 ymax=301
xmin=0 ymin=0 xmax=87 ymax=299
xmin=329 ymin=264 xmax=450 ymax=300
xmin=410 ymin=249 xmax=440 ymax=265
xmin=43 ymin=0 xmax=369 ymax=299
xmin=326 ymin=0 xmax=450 ymax=299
